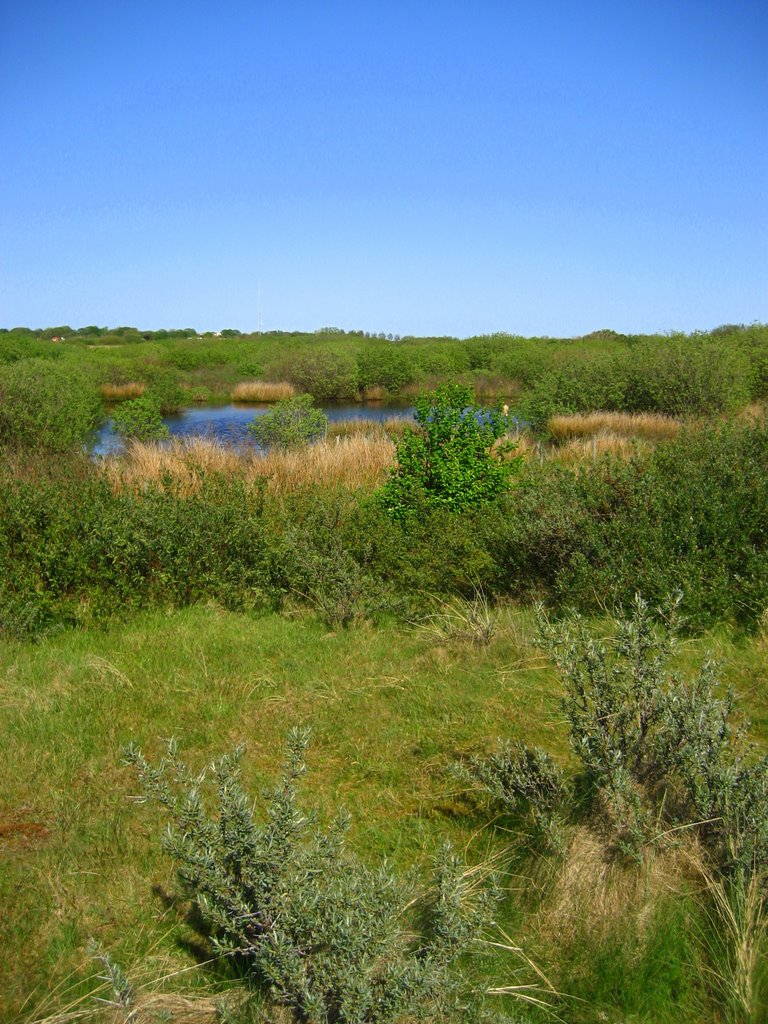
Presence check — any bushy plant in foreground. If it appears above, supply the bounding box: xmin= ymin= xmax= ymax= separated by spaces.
xmin=248 ymin=393 xmax=328 ymax=451
xmin=124 ymin=729 xmax=495 ymax=1023
xmin=463 ymin=596 xmax=768 ymax=873
xmin=378 ymin=383 xmax=519 ymax=520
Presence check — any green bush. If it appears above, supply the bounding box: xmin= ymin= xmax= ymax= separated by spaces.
xmin=0 ymin=359 xmax=103 ymax=454
xmin=284 ymin=349 xmax=358 ymax=400
xmin=0 ymin=466 xmax=280 ymax=636
xmin=124 ymin=729 xmax=495 ymax=1023
xmin=356 ymin=345 xmax=417 ymax=394
xmin=248 ymin=394 xmax=328 ymax=450
xmin=111 ymin=396 xmax=169 ymax=442
xmin=378 ymin=384 xmax=519 ymax=520
xmin=483 ymin=421 xmax=768 ymax=629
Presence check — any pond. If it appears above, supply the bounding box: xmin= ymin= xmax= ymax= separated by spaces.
xmin=93 ymin=402 xmax=415 ymax=455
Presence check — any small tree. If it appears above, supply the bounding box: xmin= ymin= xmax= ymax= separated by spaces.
xmin=248 ymin=394 xmax=328 ymax=451
xmin=378 ymin=383 xmax=518 ymax=520
xmin=111 ymin=396 xmax=169 ymax=442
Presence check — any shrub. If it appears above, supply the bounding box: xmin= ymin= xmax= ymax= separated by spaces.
xmin=124 ymin=729 xmax=495 ymax=1023
xmin=356 ymin=346 xmax=417 ymax=394
xmin=0 ymin=359 xmax=103 ymax=454
xmin=248 ymin=394 xmax=328 ymax=451
xmin=377 ymin=384 xmax=519 ymax=520
xmin=464 ymin=596 xmax=768 ymax=871
xmin=111 ymin=396 xmax=169 ymax=442
xmin=455 ymin=743 xmax=567 ymax=849
xmin=284 ymin=349 xmax=358 ymax=400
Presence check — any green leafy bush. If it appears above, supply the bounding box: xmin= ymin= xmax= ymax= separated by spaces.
xmin=283 ymin=349 xmax=358 ymax=400
xmin=124 ymin=729 xmax=495 ymax=1023
xmin=0 ymin=359 xmax=103 ymax=454
xmin=111 ymin=396 xmax=169 ymax=442
xmin=356 ymin=345 xmax=417 ymax=394
xmin=248 ymin=394 xmax=328 ymax=450
xmin=378 ymin=384 xmax=519 ymax=520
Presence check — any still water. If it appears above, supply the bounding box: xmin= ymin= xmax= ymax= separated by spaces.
xmin=94 ymin=402 xmax=414 ymax=455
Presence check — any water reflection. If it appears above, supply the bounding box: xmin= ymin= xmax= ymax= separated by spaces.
xmin=94 ymin=403 xmax=414 ymax=455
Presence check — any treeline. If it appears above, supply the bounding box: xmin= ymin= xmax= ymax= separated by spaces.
xmin=2 ymin=322 xmax=768 ymax=423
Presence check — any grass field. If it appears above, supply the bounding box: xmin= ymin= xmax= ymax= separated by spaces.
xmin=3 ymin=604 xmax=768 ymax=1023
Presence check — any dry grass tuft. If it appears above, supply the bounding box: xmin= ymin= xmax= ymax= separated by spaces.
xmin=258 ymin=435 xmax=396 ymax=491
xmin=548 ymin=411 xmax=681 ymax=442
xmin=101 ymin=435 xmax=396 ymax=495
xmin=692 ymin=858 xmax=768 ymax=1022
xmin=418 ymin=590 xmax=496 ymax=647
xmin=101 ymin=382 xmax=146 ymax=402
xmin=231 ymin=380 xmax=296 ymax=402
xmin=360 ymin=385 xmax=388 ymax=401
xmin=540 ymin=826 xmax=689 ymax=945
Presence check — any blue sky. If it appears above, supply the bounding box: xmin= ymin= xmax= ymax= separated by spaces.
xmin=2 ymin=0 xmax=766 ymax=336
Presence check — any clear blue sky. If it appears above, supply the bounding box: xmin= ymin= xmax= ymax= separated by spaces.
xmin=2 ymin=0 xmax=766 ymax=336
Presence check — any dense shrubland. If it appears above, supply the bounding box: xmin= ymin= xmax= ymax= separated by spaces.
xmin=0 ymin=416 xmax=765 ymax=640
xmin=2 ymin=322 xmax=767 ymax=419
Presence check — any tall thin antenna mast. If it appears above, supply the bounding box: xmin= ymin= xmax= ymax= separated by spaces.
xmin=258 ymin=280 xmax=263 ymax=334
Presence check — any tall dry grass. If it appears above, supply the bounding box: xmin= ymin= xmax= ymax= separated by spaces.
xmin=548 ymin=411 xmax=681 ymax=441
xmin=359 ymin=385 xmax=389 ymax=401
xmin=327 ymin=416 xmax=411 ymax=439
xmin=101 ymin=382 xmax=146 ymax=401
xmin=101 ymin=436 xmax=396 ymax=495
xmin=551 ymin=434 xmax=653 ymax=464
xmin=231 ymin=380 xmax=296 ymax=402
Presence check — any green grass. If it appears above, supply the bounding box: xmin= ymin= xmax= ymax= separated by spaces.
xmin=2 ymin=605 xmax=767 ymax=1022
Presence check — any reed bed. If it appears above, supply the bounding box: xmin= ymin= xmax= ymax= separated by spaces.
xmin=101 ymin=435 xmax=396 ymax=495
xmin=100 ymin=382 xmax=146 ymax=401
xmin=231 ymin=380 xmax=296 ymax=402
xmin=548 ymin=411 xmax=681 ymax=441
xmin=327 ymin=415 xmax=412 ymax=439
xmin=360 ymin=385 xmax=389 ymax=401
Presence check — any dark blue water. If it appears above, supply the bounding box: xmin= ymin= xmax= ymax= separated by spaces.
xmin=94 ymin=403 xmax=414 ymax=455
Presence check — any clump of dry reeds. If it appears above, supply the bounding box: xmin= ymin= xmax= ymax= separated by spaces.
xmin=231 ymin=380 xmax=296 ymax=402
xmin=360 ymin=385 xmax=389 ymax=401
xmin=101 ymin=435 xmax=396 ymax=496
xmin=100 ymin=382 xmax=146 ymax=401
xmin=548 ymin=411 xmax=681 ymax=442
xmin=327 ymin=416 xmax=411 ymax=440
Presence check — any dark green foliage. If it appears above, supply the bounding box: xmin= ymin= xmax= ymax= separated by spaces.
xmin=143 ymin=366 xmax=186 ymax=413
xmin=111 ymin=396 xmax=169 ymax=442
xmin=378 ymin=384 xmax=519 ymax=520
xmin=0 ymin=465 xmax=279 ymax=637
xmin=248 ymin=394 xmax=328 ymax=451
xmin=0 ymin=359 xmax=103 ymax=454
xmin=124 ymin=730 xmax=495 ymax=1023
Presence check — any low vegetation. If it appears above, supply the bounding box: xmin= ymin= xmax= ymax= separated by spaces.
xmin=1 ymin=322 xmax=768 ymax=1022
xmin=547 ymin=410 xmax=681 ymax=441
xmin=231 ymin=380 xmax=296 ymax=402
